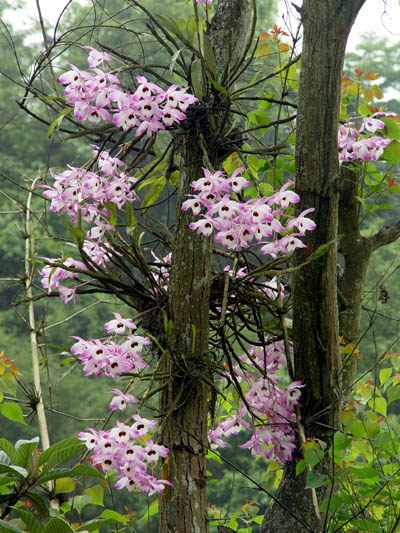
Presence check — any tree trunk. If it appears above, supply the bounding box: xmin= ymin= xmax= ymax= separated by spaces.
xmin=158 ymin=2 xmax=253 ymax=531
xmin=262 ymin=1 xmax=365 ymax=531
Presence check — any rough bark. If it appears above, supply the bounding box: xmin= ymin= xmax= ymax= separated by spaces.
xmin=262 ymin=1 xmax=365 ymax=531
xmin=158 ymin=2 xmax=253 ymax=531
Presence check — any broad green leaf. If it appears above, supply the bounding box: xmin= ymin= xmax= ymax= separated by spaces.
xmin=248 ymin=110 xmax=270 ymax=127
xmin=15 ymin=438 xmax=39 ymax=468
xmin=303 ymin=447 xmax=324 ymax=469
xmin=368 ymin=397 xmax=387 ymax=416
xmin=25 ymin=492 xmax=49 ymax=522
xmin=387 ymin=384 xmax=400 ymax=405
xmin=0 ymin=520 xmax=24 ymax=533
xmin=0 ymin=439 xmax=19 ymax=465
xmin=350 ymin=420 xmax=366 ymax=438
xmin=382 ymin=140 xmax=400 ymax=165
xmin=48 ymin=108 xmax=72 ymax=138
xmin=85 ymin=484 xmax=104 ymax=506
xmin=100 ymin=510 xmax=128 ymax=524
xmin=306 ymin=471 xmax=328 ymax=489
xmin=69 ymin=495 xmax=92 ymax=514
xmin=141 ymin=498 xmax=158 ymax=520
xmin=38 ymin=437 xmax=83 ymax=468
xmin=55 ymin=477 xmax=75 ymax=494
xmin=382 ymin=117 xmax=400 ymax=139
xmin=191 ymin=59 xmax=203 ymax=100
xmin=295 ymin=459 xmax=307 ymax=476
xmin=358 ymin=103 xmax=371 ymax=116
xmin=0 ymin=376 xmax=17 ymax=396
xmin=350 ymin=465 xmax=380 ymax=481
xmin=364 ymin=422 xmax=380 ymax=438
xmin=333 ymin=432 xmax=352 ymax=450
xmin=0 ymin=464 xmax=27 ymax=478
xmin=200 ymin=31 xmax=217 ymax=77
xmin=141 ymin=176 xmax=166 ymax=213
xmin=14 ymin=509 xmax=42 ymax=533
xmin=379 ymin=367 xmax=392 ymax=386
xmin=0 ymin=403 xmax=26 ymax=425
xmin=35 ymin=464 xmax=103 ymax=486
xmin=43 ymin=518 xmax=74 ymax=533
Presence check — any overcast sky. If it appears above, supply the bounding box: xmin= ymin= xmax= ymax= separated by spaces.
xmin=4 ymin=0 xmax=400 ymax=52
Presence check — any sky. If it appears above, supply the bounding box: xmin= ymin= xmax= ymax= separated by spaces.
xmin=4 ymin=0 xmax=400 ymax=52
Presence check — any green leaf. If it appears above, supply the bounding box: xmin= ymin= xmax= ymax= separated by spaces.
xmin=0 ymin=439 xmax=19 ymax=465
xmin=248 ymin=110 xmax=270 ymax=127
xmin=85 ymin=484 xmax=104 ymax=506
xmin=43 ymin=518 xmax=74 ymax=533
xmin=206 ymin=450 xmax=222 ymax=464
xmin=387 ymin=384 xmax=400 ymax=405
xmin=200 ymin=31 xmax=217 ymax=77
xmin=48 ymin=108 xmax=72 ymax=138
xmin=104 ymin=202 xmax=117 ymax=228
xmin=379 ymin=367 xmax=392 ymax=387
xmin=350 ymin=420 xmax=366 ymax=438
xmin=303 ymin=447 xmax=324 ymax=469
xmin=154 ymin=14 xmax=185 ymax=40
xmin=0 ymin=376 xmax=17 ymax=396
xmin=141 ymin=176 xmax=166 ymax=213
xmin=0 ymin=403 xmax=26 ymax=425
xmin=69 ymin=495 xmax=92 ymax=514
xmin=55 ymin=477 xmax=75 ymax=494
xmin=358 ymin=103 xmax=371 ymax=116
xmin=333 ymin=432 xmax=352 ymax=451
xmin=191 ymin=59 xmax=203 ymax=100
xmin=125 ymin=202 xmax=137 ymax=237
xmin=381 ymin=117 xmax=400 ymax=140
xmin=38 ymin=437 xmax=84 ymax=468
xmin=306 ymin=471 xmax=328 ymax=489
xmin=35 ymin=464 xmax=103 ymax=486
xmin=368 ymin=397 xmax=387 ymax=416
xmin=39 ymin=96 xmax=67 ymax=103
xmin=364 ymin=422 xmax=381 ymax=438
xmin=25 ymin=492 xmax=49 ymax=522
xmin=141 ymin=499 xmax=158 ymax=520
xmin=14 ymin=509 xmax=42 ymax=533
xmin=0 ymin=520 xmax=24 ymax=533
xmin=306 ymin=236 xmax=343 ymax=263
xmin=296 ymin=459 xmax=307 ymax=476
xmin=15 ymin=438 xmax=39 ymax=468
xmin=100 ymin=510 xmax=128 ymax=524
xmin=382 ymin=140 xmax=400 ymax=165
xmin=75 ymin=518 xmax=122 ymax=532
xmin=0 ymin=464 xmax=27 ymax=478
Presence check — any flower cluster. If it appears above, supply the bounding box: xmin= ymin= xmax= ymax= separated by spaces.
xmin=208 ymin=341 xmax=304 ymax=462
xmin=75 ymin=318 xmax=171 ymax=495
xmin=338 ymin=114 xmax=391 ymax=163
xmin=70 ymin=313 xmax=151 ymax=378
xmin=42 ymin=148 xmax=137 ymax=224
xmin=78 ymin=411 xmax=171 ymax=495
xmin=40 ymin=148 xmax=136 ymax=303
xmin=58 ymin=47 xmax=197 ymax=137
xmin=183 ymin=167 xmax=316 ymax=256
